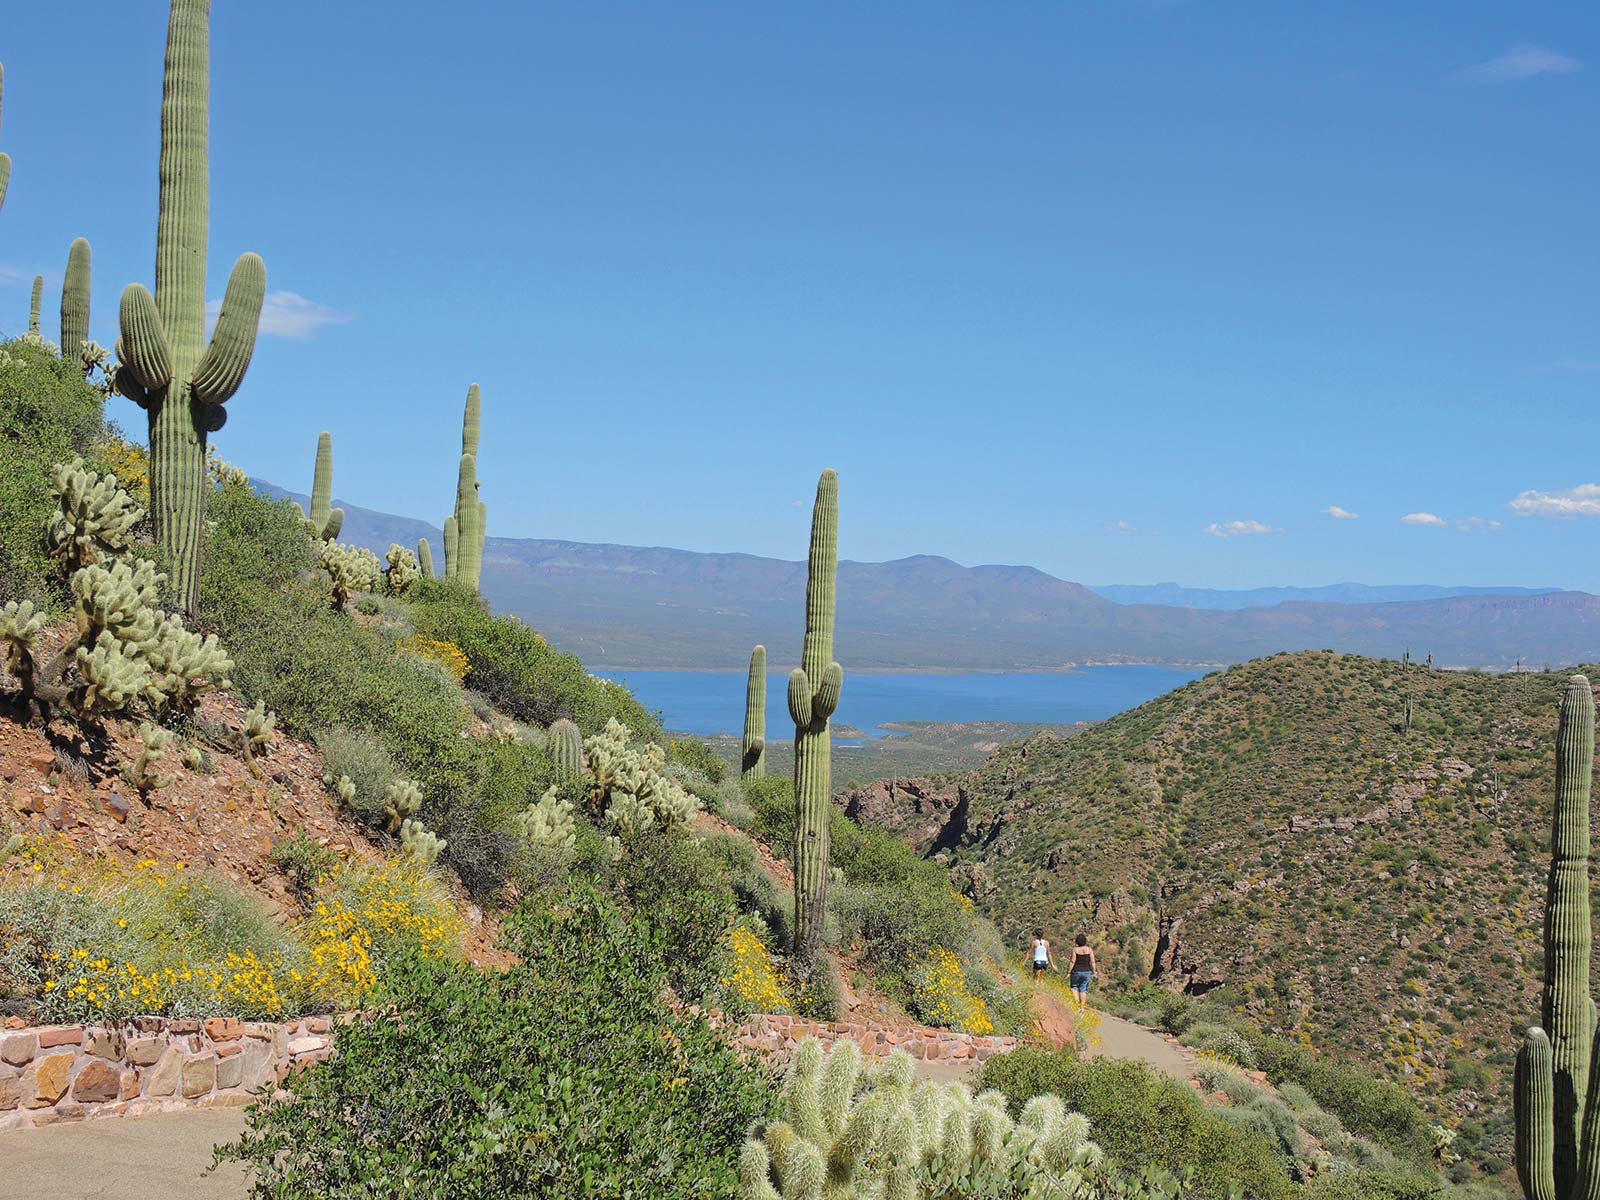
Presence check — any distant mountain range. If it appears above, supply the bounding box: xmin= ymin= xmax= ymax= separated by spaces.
xmin=259 ymin=483 xmax=1600 ymax=671
xmin=1088 ymin=581 xmax=1559 ymax=609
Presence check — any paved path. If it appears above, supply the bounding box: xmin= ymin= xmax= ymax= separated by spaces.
xmin=1078 ymin=1010 xmax=1196 ymax=1081
xmin=0 ymin=1109 xmax=249 ymax=1200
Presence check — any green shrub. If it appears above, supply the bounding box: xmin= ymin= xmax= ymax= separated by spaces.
xmin=406 ymin=580 xmax=660 ymax=737
xmin=200 ymin=484 xmax=474 ymax=801
xmin=216 ymin=884 xmax=777 ymax=1198
xmin=269 ymin=833 xmax=337 ymax=911
xmin=314 ymin=727 xmax=400 ymax=828
xmin=0 ymin=337 xmax=109 ymax=606
xmin=979 ymin=1049 xmax=1297 ymax=1200
xmin=666 ymin=736 xmax=725 ymax=784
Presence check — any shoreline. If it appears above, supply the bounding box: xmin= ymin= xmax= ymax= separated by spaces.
xmin=592 ymin=662 xmax=1226 ymax=676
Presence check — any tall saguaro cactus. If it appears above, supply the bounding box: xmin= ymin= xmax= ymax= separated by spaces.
xmin=114 ymin=0 xmax=266 ymax=613
xmin=788 ymin=469 xmax=843 ymax=963
xmin=742 ymin=645 xmax=767 ymax=784
xmin=60 ymin=238 xmax=91 ymax=365
xmin=1515 ymin=675 xmax=1600 ymax=1199
xmin=304 ymin=431 xmax=344 ymax=540
xmin=0 ymin=63 xmax=10 ymax=217
xmin=443 ymin=384 xmax=486 ymax=590
xmin=28 ymin=275 xmax=42 ymax=335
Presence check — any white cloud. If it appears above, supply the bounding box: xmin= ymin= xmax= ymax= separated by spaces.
xmin=205 ymin=290 xmax=354 ymax=339
xmin=1106 ymin=519 xmax=1138 ymax=535
xmin=1205 ymin=519 xmax=1281 ymax=539
xmin=1458 ymin=44 xmax=1579 ymax=84
xmin=1510 ymin=483 xmax=1600 ymax=519
xmin=1322 ymin=505 xmax=1359 ymax=520
xmin=1401 ymin=511 xmax=1501 ymax=532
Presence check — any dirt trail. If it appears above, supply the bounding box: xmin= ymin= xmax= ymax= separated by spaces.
xmin=1078 ymin=1010 xmax=1197 ymax=1081
xmin=0 ymin=1109 xmax=248 ymax=1200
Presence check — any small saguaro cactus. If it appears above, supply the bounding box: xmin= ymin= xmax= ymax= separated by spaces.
xmin=60 ymin=238 xmax=91 ymax=368
xmin=788 ymin=469 xmax=842 ymax=963
xmin=742 ymin=645 xmax=767 ymax=784
xmin=0 ymin=62 xmax=10 ymax=217
xmin=442 ymin=384 xmax=486 ymax=590
xmin=28 ymin=275 xmax=42 ymax=337
xmin=114 ymin=0 xmax=266 ymax=614
xmin=417 ymin=538 xmax=434 ymax=580
xmin=1515 ymin=675 xmax=1600 ymax=1199
xmin=549 ymin=718 xmax=584 ymax=782
xmin=305 ymin=431 xmax=344 ymax=540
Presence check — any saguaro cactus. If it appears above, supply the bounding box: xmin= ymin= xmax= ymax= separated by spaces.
xmin=417 ymin=538 xmax=434 ymax=579
xmin=549 ymin=718 xmax=584 ymax=783
xmin=0 ymin=63 xmax=10 ymax=217
xmin=28 ymin=275 xmax=42 ymax=335
xmin=742 ymin=645 xmax=767 ymax=784
xmin=305 ymin=431 xmax=344 ymax=540
xmin=60 ymin=238 xmax=90 ymax=365
xmin=788 ymin=469 xmax=842 ymax=962
xmin=442 ymin=385 xmax=486 ymax=589
xmin=1515 ymin=675 xmax=1599 ymax=1199
xmin=114 ymin=0 xmax=266 ymax=613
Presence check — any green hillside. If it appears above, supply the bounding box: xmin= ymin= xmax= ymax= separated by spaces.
xmin=847 ymin=650 xmax=1582 ymax=1177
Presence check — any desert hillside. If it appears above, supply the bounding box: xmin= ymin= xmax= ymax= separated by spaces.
xmin=841 ymin=650 xmax=1582 ymax=1168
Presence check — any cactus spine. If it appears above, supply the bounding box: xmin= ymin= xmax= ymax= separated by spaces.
xmin=788 ymin=469 xmax=842 ymax=963
xmin=305 ymin=431 xmax=344 ymax=540
xmin=60 ymin=238 xmax=91 ymax=365
xmin=417 ymin=538 xmax=434 ymax=579
xmin=29 ymin=275 xmax=42 ymax=335
xmin=1515 ymin=675 xmax=1600 ymax=1199
xmin=0 ymin=63 xmax=10 ymax=217
xmin=742 ymin=645 xmax=767 ymax=784
xmin=442 ymin=384 xmax=485 ymax=589
xmin=114 ymin=0 xmax=266 ymax=613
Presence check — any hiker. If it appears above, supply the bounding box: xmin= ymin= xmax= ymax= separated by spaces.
xmin=1068 ymin=934 xmax=1095 ymax=1009
xmin=1029 ymin=929 xmax=1053 ymax=979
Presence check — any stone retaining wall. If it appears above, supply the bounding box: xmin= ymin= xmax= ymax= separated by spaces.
xmin=0 ymin=1016 xmax=336 ymax=1132
xmin=0 ymin=1011 xmax=1014 ymax=1131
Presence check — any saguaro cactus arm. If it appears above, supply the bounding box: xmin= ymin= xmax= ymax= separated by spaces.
xmin=190 ymin=251 xmax=266 ymax=404
xmin=115 ymin=284 xmax=173 ymax=395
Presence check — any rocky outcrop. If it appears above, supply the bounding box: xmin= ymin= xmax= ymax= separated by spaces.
xmin=839 ymin=777 xmax=964 ymax=851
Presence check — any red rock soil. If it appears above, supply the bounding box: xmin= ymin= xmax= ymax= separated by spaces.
xmin=0 ymin=643 xmax=503 ymax=967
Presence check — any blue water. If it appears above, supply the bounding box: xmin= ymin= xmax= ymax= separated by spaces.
xmin=596 ymin=666 xmax=1209 ymax=740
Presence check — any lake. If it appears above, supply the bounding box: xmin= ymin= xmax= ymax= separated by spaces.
xmin=595 ymin=666 xmax=1210 ymax=740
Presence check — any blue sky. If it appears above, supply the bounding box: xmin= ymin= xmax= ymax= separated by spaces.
xmin=3 ymin=2 xmax=1597 ymax=589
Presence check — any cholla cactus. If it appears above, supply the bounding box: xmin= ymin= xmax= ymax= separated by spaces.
xmin=333 ymin=774 xmax=356 ymax=809
xmin=582 ymin=717 xmax=699 ymax=840
xmin=120 ymin=722 xmax=175 ymax=796
xmin=517 ymin=785 xmax=576 ymax=850
xmin=143 ymin=613 xmax=232 ymax=717
xmin=240 ymin=700 xmax=275 ymax=777
xmin=742 ymin=1039 xmax=1105 ymax=1200
xmin=384 ymin=778 xmax=422 ymax=834
xmin=46 ymin=459 xmax=142 ymax=576
xmin=0 ymin=600 xmax=44 ymax=694
xmin=318 ymin=541 xmax=382 ymax=612
xmin=384 ymin=543 xmax=420 ymax=597
xmin=3 ymin=466 xmax=234 ymax=725
xmin=399 ymin=818 xmax=446 ymax=865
